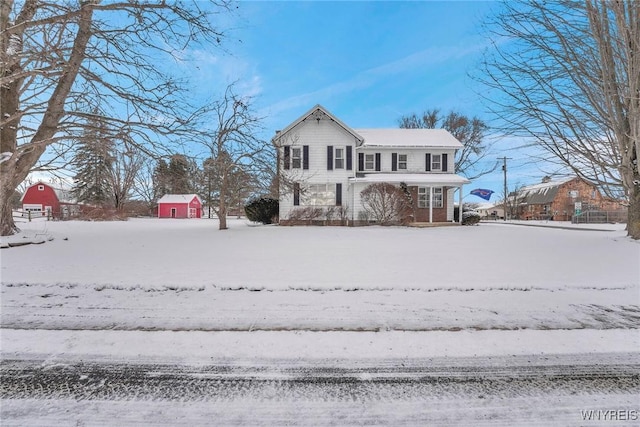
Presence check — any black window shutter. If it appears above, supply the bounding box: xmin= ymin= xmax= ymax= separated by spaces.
xmin=283 ymin=146 xmax=290 ymax=170
xmin=358 ymin=153 xmax=364 ymax=171
xmin=293 ymin=183 xmax=300 ymax=206
xmin=425 ymin=153 xmax=431 ymax=172
xmin=392 ymin=153 xmax=398 ymax=172
xmin=303 ymin=146 xmax=309 ymax=169
xmin=375 ymin=153 xmax=381 ymax=171
xmin=346 ymin=146 xmax=352 ymax=170
xmin=327 ymin=146 xmax=333 ymax=170
xmin=336 ymin=183 xmax=342 ymax=206
xmin=442 ymin=153 xmax=448 ymax=172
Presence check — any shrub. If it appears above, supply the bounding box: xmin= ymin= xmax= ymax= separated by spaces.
xmin=462 ymin=211 xmax=481 ymax=225
xmin=244 ymin=197 xmax=279 ymax=224
xmin=360 ymin=183 xmax=412 ymax=225
xmin=287 ymin=206 xmax=323 ymax=223
xmin=78 ymin=206 xmax=128 ymax=221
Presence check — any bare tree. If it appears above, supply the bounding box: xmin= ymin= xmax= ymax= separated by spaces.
xmin=196 ymin=84 xmax=267 ymax=230
xmin=132 ymin=157 xmax=158 ymax=216
xmin=360 ymin=182 xmax=412 ymax=225
xmin=398 ymin=109 xmax=495 ymax=180
xmin=479 ymin=0 xmax=639 ymax=238
xmin=107 ymin=142 xmax=143 ymax=212
xmin=0 ymin=0 xmax=231 ymax=235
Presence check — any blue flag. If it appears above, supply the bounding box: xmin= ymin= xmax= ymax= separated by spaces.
xmin=470 ymin=188 xmax=494 ymax=201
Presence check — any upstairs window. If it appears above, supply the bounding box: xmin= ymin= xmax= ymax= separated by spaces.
xmin=431 ymin=154 xmax=441 ymax=171
xmin=328 ymin=146 xmax=352 ymax=170
xmin=291 ymin=147 xmax=302 ymax=169
xmin=364 ymin=154 xmax=375 ymax=170
xmin=391 ymin=153 xmax=407 ymax=171
xmin=38 ymin=185 xmax=44 ymax=191
xmin=335 ymin=148 xmax=344 ymax=169
xmin=426 ymin=153 xmax=448 ymax=172
xmin=398 ymin=154 xmax=407 ymax=170
xmin=283 ymin=145 xmax=309 ymax=170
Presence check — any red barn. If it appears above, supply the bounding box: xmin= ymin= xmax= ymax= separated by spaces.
xmin=21 ymin=182 xmax=61 ymax=218
xmin=157 ymin=194 xmax=202 ymax=218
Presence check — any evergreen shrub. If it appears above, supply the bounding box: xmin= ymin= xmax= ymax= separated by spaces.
xmin=244 ymin=197 xmax=279 ymax=224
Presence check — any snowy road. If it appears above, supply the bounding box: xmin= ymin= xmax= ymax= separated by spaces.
xmin=2 ymin=353 xmax=639 ymax=426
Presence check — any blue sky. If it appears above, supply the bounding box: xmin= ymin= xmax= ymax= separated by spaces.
xmin=187 ymin=0 xmax=551 ymax=203
xmin=31 ymin=1 xmax=550 ymax=201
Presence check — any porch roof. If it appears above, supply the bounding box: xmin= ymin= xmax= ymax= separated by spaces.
xmin=349 ymin=173 xmax=470 ymax=187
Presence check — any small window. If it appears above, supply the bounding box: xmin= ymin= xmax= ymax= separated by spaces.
xmin=418 ymin=187 xmax=443 ymax=208
xmin=398 ymin=154 xmax=408 ymax=170
xmin=38 ymin=185 xmax=44 ymax=191
xmin=291 ymin=147 xmax=302 ymax=169
xmin=364 ymin=154 xmax=375 ymax=170
xmin=431 ymin=154 xmax=441 ymax=171
xmin=335 ymin=148 xmax=344 ymax=169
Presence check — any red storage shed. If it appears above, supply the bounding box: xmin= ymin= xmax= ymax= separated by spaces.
xmin=157 ymin=194 xmax=202 ymax=219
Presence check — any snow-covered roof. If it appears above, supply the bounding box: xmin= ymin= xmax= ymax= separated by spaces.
xmin=515 ymin=178 xmax=575 ymax=205
xmin=474 ymin=202 xmax=499 ymax=210
xmin=350 ymin=173 xmax=470 ymax=186
xmin=157 ymin=194 xmax=201 ymax=204
xmin=355 ymin=129 xmax=463 ymax=149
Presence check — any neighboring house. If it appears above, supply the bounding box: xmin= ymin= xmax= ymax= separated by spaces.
xmin=157 ymin=194 xmax=202 ymax=219
xmin=475 ymin=203 xmax=504 ymax=220
xmin=273 ymin=105 xmax=470 ymax=225
xmin=21 ymin=181 xmax=80 ymax=219
xmin=510 ymin=176 xmax=624 ymax=221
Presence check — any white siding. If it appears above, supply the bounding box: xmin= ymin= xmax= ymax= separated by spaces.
xmin=356 ymin=148 xmax=456 ymax=174
xmin=277 ymin=118 xmax=357 ymax=221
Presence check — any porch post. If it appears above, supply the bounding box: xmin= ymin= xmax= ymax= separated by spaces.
xmin=459 ymin=185 xmax=463 ymax=224
xmin=429 ymin=186 xmax=433 ymax=223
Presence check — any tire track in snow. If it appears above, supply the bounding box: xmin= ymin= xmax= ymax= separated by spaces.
xmin=2 ymin=358 xmax=639 ymax=402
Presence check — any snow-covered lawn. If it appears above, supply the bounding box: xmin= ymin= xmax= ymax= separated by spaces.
xmin=1 ymin=217 xmax=638 ymax=335
xmin=1 ymin=218 xmax=638 ymax=425
xmin=1 ymin=217 xmax=637 ymax=290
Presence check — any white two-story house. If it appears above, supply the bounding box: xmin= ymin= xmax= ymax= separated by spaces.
xmin=273 ymin=105 xmax=470 ymax=225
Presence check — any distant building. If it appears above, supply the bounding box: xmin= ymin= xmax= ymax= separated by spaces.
xmin=157 ymin=194 xmax=202 ymax=219
xmin=20 ymin=181 xmax=80 ymax=219
xmin=475 ymin=203 xmax=504 ymax=220
xmin=510 ymin=177 xmax=625 ymax=221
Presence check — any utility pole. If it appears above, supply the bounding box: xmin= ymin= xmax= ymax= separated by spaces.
xmin=498 ymin=157 xmax=512 ymax=221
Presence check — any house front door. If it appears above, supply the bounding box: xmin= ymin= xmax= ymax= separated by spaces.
xmin=171 ymin=208 xmax=177 ymax=218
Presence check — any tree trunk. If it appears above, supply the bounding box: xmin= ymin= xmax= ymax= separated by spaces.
xmin=628 ymin=186 xmax=640 ymax=239
xmin=0 ymin=175 xmax=19 ymax=236
xmin=218 ymin=169 xmax=228 ymax=230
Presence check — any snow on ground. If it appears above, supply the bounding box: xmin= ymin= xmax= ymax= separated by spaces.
xmin=1 ymin=217 xmax=637 ymax=290
xmin=1 ymin=217 xmax=638 ymax=338
xmin=3 ymin=329 xmax=639 ymax=366
xmin=1 ymin=217 xmax=639 ymax=425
